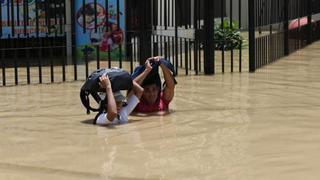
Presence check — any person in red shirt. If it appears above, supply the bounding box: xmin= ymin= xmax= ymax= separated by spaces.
xmin=133 ymin=56 xmax=176 ymax=113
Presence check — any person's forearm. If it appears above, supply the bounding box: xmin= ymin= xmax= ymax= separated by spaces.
xmin=106 ymin=86 xmax=117 ymax=117
xmin=133 ymin=69 xmax=151 ymax=85
xmin=127 ymin=81 xmax=144 ymax=99
xmin=160 ymin=64 xmax=175 ymax=88
xmin=133 ymin=81 xmax=144 ymax=99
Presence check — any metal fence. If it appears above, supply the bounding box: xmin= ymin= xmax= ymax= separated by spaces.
xmin=0 ymin=0 xmax=247 ymax=87
xmin=248 ymin=0 xmax=320 ymax=72
xmin=127 ymin=0 xmax=246 ymax=75
xmin=2 ymin=0 xmax=320 ymax=86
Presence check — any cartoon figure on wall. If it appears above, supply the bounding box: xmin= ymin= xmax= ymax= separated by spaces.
xmin=99 ymin=22 xmax=123 ymax=52
xmin=75 ymin=0 xmax=125 ymax=61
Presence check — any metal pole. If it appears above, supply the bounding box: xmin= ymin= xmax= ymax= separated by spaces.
xmin=203 ymin=0 xmax=214 ymax=74
xmin=248 ymin=0 xmax=256 ymax=72
xmin=307 ymin=0 xmax=312 ymax=44
xmin=284 ymin=0 xmax=289 ymax=55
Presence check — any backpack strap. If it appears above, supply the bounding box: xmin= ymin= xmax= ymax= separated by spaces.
xmin=80 ymin=90 xmax=102 ymax=114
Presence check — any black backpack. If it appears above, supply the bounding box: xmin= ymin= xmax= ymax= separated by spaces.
xmin=80 ymin=68 xmax=133 ymax=115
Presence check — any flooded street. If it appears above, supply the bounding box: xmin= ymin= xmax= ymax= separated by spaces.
xmin=1 ymin=42 xmax=320 ymax=180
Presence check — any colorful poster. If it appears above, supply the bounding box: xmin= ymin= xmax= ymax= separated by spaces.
xmin=0 ymin=0 xmax=64 ymax=39
xmin=75 ymin=0 xmax=125 ymax=60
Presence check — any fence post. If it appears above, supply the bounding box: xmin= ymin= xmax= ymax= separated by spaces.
xmin=248 ymin=0 xmax=256 ymax=72
xmin=203 ymin=0 xmax=215 ymax=75
xmin=307 ymin=0 xmax=313 ymax=44
xmin=284 ymin=0 xmax=289 ymax=55
xmin=138 ymin=0 xmax=152 ymax=64
xmin=174 ymin=0 xmax=179 ymax=75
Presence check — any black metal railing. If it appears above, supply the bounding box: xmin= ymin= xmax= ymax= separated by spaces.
xmin=6 ymin=0 xmax=312 ymax=87
xmin=249 ymin=0 xmax=320 ymax=72
xmin=131 ymin=0 xmax=245 ymax=75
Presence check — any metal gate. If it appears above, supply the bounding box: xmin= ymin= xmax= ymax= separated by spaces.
xmin=128 ymin=0 xmax=246 ymax=75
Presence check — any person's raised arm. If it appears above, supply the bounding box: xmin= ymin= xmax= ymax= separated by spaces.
xmin=133 ymin=58 xmax=153 ymax=85
xmin=155 ymin=56 xmax=175 ymax=102
xmin=99 ymin=75 xmax=117 ymax=121
xmin=127 ymin=81 xmax=144 ymax=99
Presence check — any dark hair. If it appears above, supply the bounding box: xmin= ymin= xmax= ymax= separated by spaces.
xmin=142 ymin=70 xmax=161 ymax=88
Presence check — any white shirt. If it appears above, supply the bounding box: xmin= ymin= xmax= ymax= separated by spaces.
xmin=96 ymin=95 xmax=139 ymax=125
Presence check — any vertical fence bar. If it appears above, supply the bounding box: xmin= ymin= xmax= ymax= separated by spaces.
xmin=160 ymin=0 xmax=162 ymax=27
xmin=171 ymin=36 xmax=175 ymax=71
xmin=0 ymin=0 xmax=2 ymax=37
xmin=14 ymin=38 xmax=18 ymax=85
xmin=129 ymin=36 xmax=133 ymax=73
xmin=151 ymin=34 xmax=154 ymax=57
xmin=133 ymin=36 xmax=137 ymax=66
xmin=284 ymin=0 xmax=289 ymax=55
xmin=256 ymin=38 xmax=260 ymax=68
xmin=168 ymin=37 xmax=171 ymax=62
xmin=106 ymin=0 xmax=109 ymax=26
xmin=265 ymin=36 xmax=268 ymax=66
xmin=82 ymin=0 xmax=86 ymax=33
xmin=203 ymin=0 xmax=214 ymax=74
xmin=160 ymin=35 xmax=163 ymax=55
xmin=171 ymin=0 xmax=174 ymax=27
xmin=96 ymin=45 xmax=100 ymax=69
xmin=71 ymin=0 xmax=77 ymax=81
xmin=94 ymin=0 xmax=97 ymax=33
xmin=50 ymin=35 xmax=54 ymax=83
xmin=249 ymin=0 xmax=256 ymax=72
xmin=35 ymin=0 xmax=39 ymax=37
xmin=230 ymin=0 xmax=234 ymax=72
xmin=168 ymin=0 xmax=170 ymax=28
xmin=108 ymin=44 xmax=111 ymax=68
xmin=184 ymin=0 xmax=188 ymax=29
xmin=179 ymin=37 xmax=182 ymax=67
xmin=153 ymin=36 xmax=158 ymax=56
xmin=1 ymin=48 xmax=5 ymax=86
xmin=188 ymin=39 xmax=191 ymax=70
xmin=194 ymin=39 xmax=198 ymax=75
xmin=193 ymin=0 xmax=198 ymax=75
xmin=54 ymin=1 xmax=58 ymax=34
xmin=48 ymin=0 xmax=52 ymax=34
xmin=117 ymin=0 xmax=122 ymax=68
xmin=38 ymin=40 xmax=42 ymax=84
xmin=307 ymin=0 xmax=312 ymax=44
xmin=35 ymin=0 xmax=42 ymax=83
xmin=85 ymin=46 xmax=89 ymax=78
xmin=11 ymin=0 xmax=15 ymax=37
xmin=45 ymin=0 xmax=49 ymax=33
xmin=221 ymin=0 xmax=225 ymax=73
xmin=174 ymin=0 xmax=178 ymax=75
xmin=164 ymin=37 xmax=168 ymax=59
xmin=164 ymin=0 xmax=167 ymax=29
xmin=130 ymin=39 xmax=133 ymax=73
xmin=26 ymin=34 xmax=30 ymax=84
xmin=184 ymin=38 xmax=188 ymax=75
xmin=59 ymin=0 xmax=64 ymax=34
xmin=7 ymin=0 xmax=10 ymax=38
xmin=106 ymin=0 xmax=110 ymax=68
xmin=16 ymin=0 xmax=20 ymax=27
xmin=62 ymin=35 xmax=66 ymax=82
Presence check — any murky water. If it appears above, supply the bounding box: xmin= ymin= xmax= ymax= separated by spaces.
xmin=1 ymin=42 xmax=320 ymax=179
